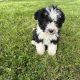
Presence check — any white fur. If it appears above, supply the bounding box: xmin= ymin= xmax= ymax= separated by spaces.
xmin=46 ymin=22 xmax=59 ymax=33
xmin=36 ymin=24 xmax=59 ymax=46
xmin=46 ymin=7 xmax=61 ymax=21
xmin=48 ymin=44 xmax=57 ymax=56
xmin=36 ymin=43 xmax=45 ymax=55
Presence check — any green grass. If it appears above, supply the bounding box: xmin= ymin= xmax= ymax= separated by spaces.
xmin=0 ymin=0 xmax=80 ymax=80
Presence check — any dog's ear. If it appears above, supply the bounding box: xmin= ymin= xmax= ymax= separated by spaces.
xmin=57 ymin=10 xmax=65 ymax=27
xmin=34 ymin=10 xmax=41 ymax=20
xmin=34 ymin=8 xmax=47 ymax=20
xmin=60 ymin=11 xmax=65 ymax=23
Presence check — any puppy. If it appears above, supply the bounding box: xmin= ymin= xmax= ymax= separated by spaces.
xmin=31 ymin=5 xmax=65 ymax=56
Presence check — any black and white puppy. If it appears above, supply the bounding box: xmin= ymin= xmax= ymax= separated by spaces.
xmin=31 ymin=5 xmax=65 ymax=56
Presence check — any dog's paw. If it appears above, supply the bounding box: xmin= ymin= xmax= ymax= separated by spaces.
xmin=48 ymin=44 xmax=57 ymax=56
xmin=36 ymin=43 xmax=45 ymax=55
xmin=37 ymin=50 xmax=44 ymax=55
xmin=48 ymin=50 xmax=56 ymax=56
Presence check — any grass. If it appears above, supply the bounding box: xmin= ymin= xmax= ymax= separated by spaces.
xmin=0 ymin=0 xmax=80 ymax=80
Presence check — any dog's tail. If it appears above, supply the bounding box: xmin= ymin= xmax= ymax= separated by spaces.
xmin=31 ymin=40 xmax=36 ymax=45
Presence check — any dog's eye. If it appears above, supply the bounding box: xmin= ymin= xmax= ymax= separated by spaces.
xmin=48 ymin=17 xmax=53 ymax=23
xmin=53 ymin=19 xmax=57 ymax=23
xmin=44 ymin=12 xmax=48 ymax=16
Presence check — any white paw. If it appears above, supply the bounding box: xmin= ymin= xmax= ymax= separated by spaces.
xmin=36 ymin=43 xmax=45 ymax=55
xmin=48 ymin=44 xmax=57 ymax=56
xmin=48 ymin=50 xmax=56 ymax=56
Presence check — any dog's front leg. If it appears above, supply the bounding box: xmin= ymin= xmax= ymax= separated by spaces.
xmin=36 ymin=43 xmax=45 ymax=55
xmin=48 ymin=44 xmax=57 ymax=56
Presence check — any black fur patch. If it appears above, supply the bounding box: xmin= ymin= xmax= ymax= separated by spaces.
xmin=32 ymin=29 xmax=43 ymax=43
xmin=45 ymin=45 xmax=48 ymax=50
xmin=50 ymin=39 xmax=59 ymax=44
xmin=34 ymin=8 xmax=53 ymax=31
xmin=56 ymin=10 xmax=65 ymax=28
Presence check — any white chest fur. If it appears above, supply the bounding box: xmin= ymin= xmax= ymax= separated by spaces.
xmin=38 ymin=32 xmax=57 ymax=45
xmin=36 ymin=26 xmax=59 ymax=45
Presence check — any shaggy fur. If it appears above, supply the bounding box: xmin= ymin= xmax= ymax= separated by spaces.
xmin=31 ymin=5 xmax=65 ymax=56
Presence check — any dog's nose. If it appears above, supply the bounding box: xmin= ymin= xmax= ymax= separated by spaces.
xmin=48 ymin=29 xmax=54 ymax=33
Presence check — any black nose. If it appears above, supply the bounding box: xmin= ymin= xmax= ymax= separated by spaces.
xmin=48 ymin=29 xmax=54 ymax=33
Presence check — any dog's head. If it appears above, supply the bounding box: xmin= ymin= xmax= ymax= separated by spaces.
xmin=34 ymin=5 xmax=65 ymax=33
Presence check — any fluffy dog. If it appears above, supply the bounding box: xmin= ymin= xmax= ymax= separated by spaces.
xmin=31 ymin=5 xmax=65 ymax=56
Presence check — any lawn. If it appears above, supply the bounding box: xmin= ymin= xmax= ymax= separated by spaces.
xmin=0 ymin=0 xmax=80 ymax=80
